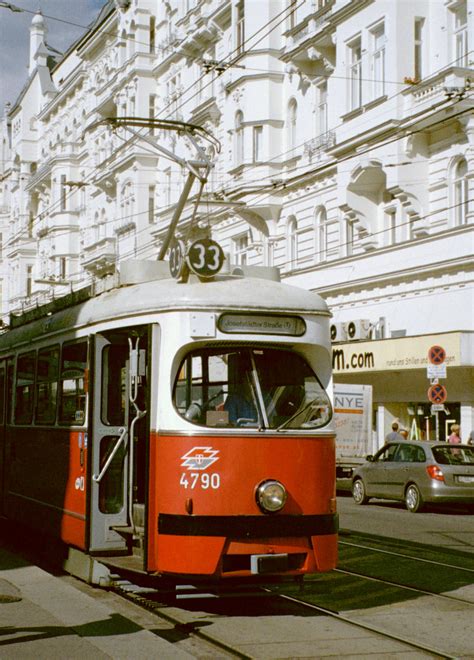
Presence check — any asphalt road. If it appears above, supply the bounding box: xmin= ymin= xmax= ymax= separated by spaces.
xmin=337 ymin=493 xmax=474 ymax=554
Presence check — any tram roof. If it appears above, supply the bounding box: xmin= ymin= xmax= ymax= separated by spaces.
xmin=0 ymin=275 xmax=329 ymax=350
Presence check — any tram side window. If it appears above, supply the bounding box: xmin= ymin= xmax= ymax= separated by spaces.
xmin=0 ymin=365 xmax=5 ymax=424
xmin=59 ymin=341 xmax=88 ymax=425
xmin=15 ymin=351 xmax=36 ymax=424
xmin=35 ymin=346 xmax=59 ymax=424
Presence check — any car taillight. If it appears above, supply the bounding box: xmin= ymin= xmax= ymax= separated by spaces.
xmin=426 ymin=465 xmax=445 ymax=482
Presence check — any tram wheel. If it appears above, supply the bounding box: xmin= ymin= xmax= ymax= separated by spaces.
xmin=352 ymin=479 xmax=369 ymax=505
xmin=405 ymin=484 xmax=424 ymax=513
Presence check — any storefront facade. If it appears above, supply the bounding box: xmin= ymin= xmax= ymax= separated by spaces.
xmin=333 ymin=331 xmax=474 ymax=448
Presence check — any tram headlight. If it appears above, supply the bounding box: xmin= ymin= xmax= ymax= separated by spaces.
xmin=256 ymin=479 xmax=287 ymax=513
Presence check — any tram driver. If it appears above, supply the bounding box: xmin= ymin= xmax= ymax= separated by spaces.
xmin=223 ymin=354 xmax=258 ymax=427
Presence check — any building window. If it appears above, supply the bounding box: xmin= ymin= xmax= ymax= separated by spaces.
xmin=60 ymin=174 xmax=67 ymax=211
xmin=288 ymin=0 xmax=297 ymax=30
xmin=315 ymin=207 xmax=328 ymax=262
xmin=148 ymin=185 xmax=156 ymax=224
xmin=287 ymin=99 xmax=297 ymax=154
xmin=317 ymin=82 xmax=328 ymax=136
xmin=384 ymin=208 xmax=397 ymax=246
xmin=348 ymin=37 xmax=362 ymax=110
xmin=149 ymin=16 xmax=155 ymax=53
xmin=149 ymin=94 xmax=156 ymax=133
xmin=0 ymin=232 xmax=2 ymax=259
xmin=165 ymin=169 xmax=171 ymax=206
xmin=453 ymin=158 xmax=468 ymax=225
xmin=252 ymin=125 xmax=263 ymax=162
xmin=371 ymin=23 xmax=385 ymax=99
xmin=346 ymin=218 xmax=356 ymax=256
xmin=287 ymin=216 xmax=298 ymax=268
xmin=452 ymin=0 xmax=468 ymax=66
xmin=414 ymin=17 xmax=425 ymax=81
xmin=26 ymin=265 xmax=33 ymax=297
xmin=233 ymin=232 xmax=249 ymax=265
xmin=235 ymin=111 xmax=244 ymax=165
xmin=60 ymin=257 xmax=67 ymax=280
xmin=236 ymin=0 xmax=245 ymax=55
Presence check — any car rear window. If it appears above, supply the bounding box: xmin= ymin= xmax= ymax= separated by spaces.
xmin=432 ymin=446 xmax=474 ymax=465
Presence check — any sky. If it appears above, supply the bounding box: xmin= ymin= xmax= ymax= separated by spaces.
xmin=0 ymin=0 xmax=106 ymax=114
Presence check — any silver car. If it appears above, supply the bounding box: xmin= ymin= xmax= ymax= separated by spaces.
xmin=352 ymin=441 xmax=474 ymax=513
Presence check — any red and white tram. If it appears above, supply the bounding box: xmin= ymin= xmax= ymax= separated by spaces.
xmin=0 ymin=262 xmax=337 ymax=585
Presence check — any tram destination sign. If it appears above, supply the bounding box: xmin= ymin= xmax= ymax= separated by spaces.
xmin=219 ymin=313 xmax=305 ymax=336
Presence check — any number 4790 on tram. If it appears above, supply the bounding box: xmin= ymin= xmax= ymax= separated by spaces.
xmin=0 ymin=262 xmax=337 ymax=586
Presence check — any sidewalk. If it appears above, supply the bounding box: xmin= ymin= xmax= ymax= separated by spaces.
xmin=0 ymin=546 xmax=192 ymax=659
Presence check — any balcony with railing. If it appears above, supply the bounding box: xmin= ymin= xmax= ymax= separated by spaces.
xmin=303 ymin=130 xmax=336 ymax=160
xmin=284 ymin=0 xmax=335 ymax=55
xmin=81 ymin=236 xmax=117 ymax=277
xmin=402 ymin=66 xmax=472 ymax=117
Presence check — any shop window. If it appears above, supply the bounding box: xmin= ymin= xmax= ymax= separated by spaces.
xmin=35 ymin=346 xmax=59 ymax=424
xmin=59 ymin=341 xmax=88 ymax=425
xmin=15 ymin=351 xmax=36 ymax=424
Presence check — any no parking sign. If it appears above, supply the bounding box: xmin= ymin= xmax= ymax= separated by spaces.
xmin=427 ymin=383 xmax=447 ymax=404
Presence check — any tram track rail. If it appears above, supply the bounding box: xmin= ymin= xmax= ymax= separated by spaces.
xmin=109 ymin=579 xmax=252 ymax=659
xmin=264 ymin=589 xmax=458 ymax=660
xmin=334 ymin=566 xmax=474 ymax=606
xmin=339 ymin=538 xmax=474 ymax=573
xmin=109 ymin=575 xmax=458 ymax=659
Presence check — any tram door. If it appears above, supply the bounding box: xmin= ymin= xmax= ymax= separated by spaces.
xmin=0 ymin=359 xmax=13 ymax=516
xmin=89 ymin=333 xmax=131 ymax=552
xmin=89 ymin=330 xmax=148 ymax=553
xmin=0 ymin=361 xmax=5 ymax=514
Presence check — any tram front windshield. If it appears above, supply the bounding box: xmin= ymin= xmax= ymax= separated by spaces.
xmin=173 ymin=347 xmax=332 ymax=430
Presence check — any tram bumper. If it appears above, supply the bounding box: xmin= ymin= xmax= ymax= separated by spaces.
xmin=155 ymin=513 xmax=339 ymax=577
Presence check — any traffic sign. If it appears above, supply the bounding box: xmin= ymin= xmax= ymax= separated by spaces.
xmin=427 ymin=363 xmax=447 ymax=379
xmin=427 ymin=383 xmax=447 ymax=404
xmin=428 ymin=345 xmax=446 ymax=365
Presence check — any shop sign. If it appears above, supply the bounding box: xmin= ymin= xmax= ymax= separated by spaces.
xmin=332 ymin=332 xmax=462 ymax=374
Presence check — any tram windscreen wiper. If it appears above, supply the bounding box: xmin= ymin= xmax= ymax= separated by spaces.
xmin=275 ymin=397 xmax=326 ymax=431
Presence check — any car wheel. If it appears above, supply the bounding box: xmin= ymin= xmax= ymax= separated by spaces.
xmin=405 ymin=484 xmax=424 ymax=513
xmin=352 ymin=479 xmax=369 ymax=505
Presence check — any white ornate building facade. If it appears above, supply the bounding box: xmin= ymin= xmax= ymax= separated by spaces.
xmin=0 ymin=0 xmax=473 ymax=443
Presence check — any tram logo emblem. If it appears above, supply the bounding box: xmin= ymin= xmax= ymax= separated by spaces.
xmin=181 ymin=446 xmax=220 ymax=471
